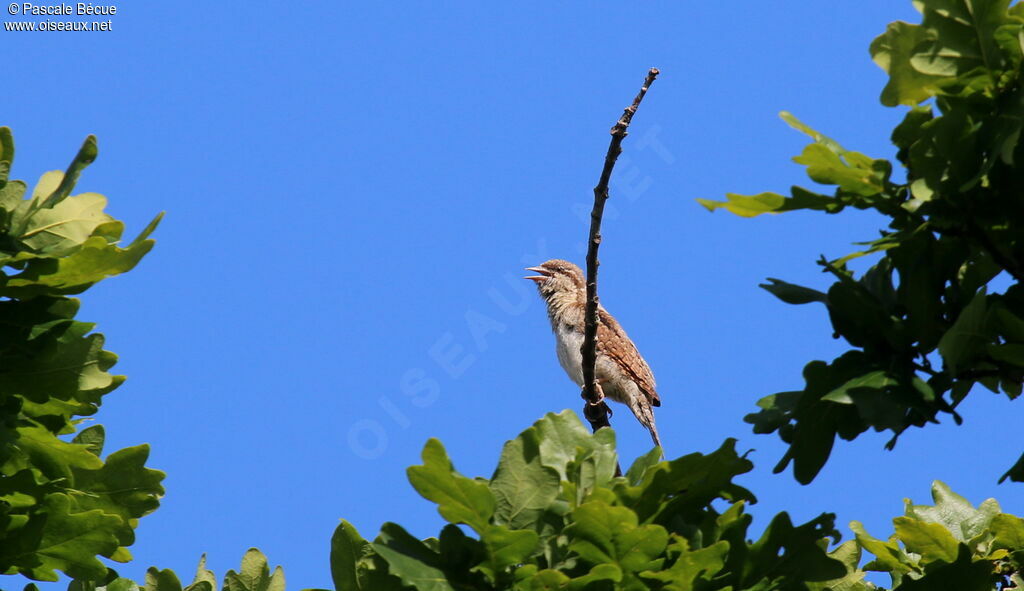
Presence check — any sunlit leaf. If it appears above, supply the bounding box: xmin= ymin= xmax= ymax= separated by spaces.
xmin=407 ymin=439 xmax=495 ymax=534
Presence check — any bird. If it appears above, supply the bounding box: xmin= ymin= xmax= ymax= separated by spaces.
xmin=525 ymin=259 xmax=662 ymax=450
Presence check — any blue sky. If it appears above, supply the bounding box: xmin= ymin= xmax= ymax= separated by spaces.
xmin=6 ymin=2 xmax=1023 ymax=589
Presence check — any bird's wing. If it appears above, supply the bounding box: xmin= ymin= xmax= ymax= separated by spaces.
xmin=597 ymin=308 xmax=660 ymax=406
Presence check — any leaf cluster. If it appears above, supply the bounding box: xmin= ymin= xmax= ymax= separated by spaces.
xmin=48 ymin=550 xmax=285 ymax=591
xmin=699 ymin=0 xmax=1024 ymax=483
xmin=852 ymin=481 xmax=1024 ymax=590
xmin=327 ymin=411 xmax=850 ymax=591
xmin=55 ymin=416 xmax=1024 ymax=590
xmin=0 ymin=128 xmax=165 ymax=581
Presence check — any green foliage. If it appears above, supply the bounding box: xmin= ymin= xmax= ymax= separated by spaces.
xmin=325 ymin=411 xmax=852 ymax=591
xmin=8 ymin=3 xmax=1024 ymax=591
xmin=63 ymin=551 xmax=282 ymax=591
xmin=80 ymin=416 xmax=1020 ymax=590
xmin=0 ymin=129 xmax=164 ymax=582
xmin=700 ymin=0 xmax=1024 ymax=483
xmin=852 ymin=481 xmax=1024 ymax=590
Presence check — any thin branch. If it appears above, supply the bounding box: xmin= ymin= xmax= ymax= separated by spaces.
xmin=911 ymin=361 xmax=940 ymax=378
xmin=580 ymin=68 xmax=660 ymax=435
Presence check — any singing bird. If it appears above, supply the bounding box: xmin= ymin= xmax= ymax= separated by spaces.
xmin=525 ymin=259 xmax=662 ymax=449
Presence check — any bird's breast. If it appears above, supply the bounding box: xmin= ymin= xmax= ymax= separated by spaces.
xmin=554 ymin=323 xmax=584 ymax=387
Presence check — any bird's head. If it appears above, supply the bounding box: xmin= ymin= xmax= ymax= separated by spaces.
xmin=525 ymin=259 xmax=586 ymax=302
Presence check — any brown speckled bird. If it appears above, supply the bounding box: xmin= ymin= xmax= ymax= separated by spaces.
xmin=525 ymin=259 xmax=662 ymax=449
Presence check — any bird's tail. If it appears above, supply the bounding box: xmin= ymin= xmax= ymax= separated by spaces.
xmin=648 ymin=419 xmax=664 ymax=458
xmin=633 ymin=397 xmax=664 ymax=458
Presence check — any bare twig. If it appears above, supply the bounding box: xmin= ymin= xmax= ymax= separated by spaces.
xmin=580 ymin=68 xmax=660 ymax=435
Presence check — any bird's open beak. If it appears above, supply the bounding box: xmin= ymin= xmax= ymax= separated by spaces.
xmin=524 ymin=266 xmax=551 ymax=282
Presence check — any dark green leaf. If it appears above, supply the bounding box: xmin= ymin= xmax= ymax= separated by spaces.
xmin=938 ymin=288 xmax=989 ymax=375
xmin=892 ymin=545 xmax=993 ymax=591
xmin=986 ymin=343 xmax=1024 ymax=366
xmin=2 ymin=493 xmax=122 ymax=581
xmin=330 ymin=520 xmax=368 ymax=591
xmin=640 ymin=538 xmax=728 ymax=590
xmin=617 ymin=438 xmax=756 ymax=545
xmin=373 ymin=522 xmax=454 ymax=591
xmin=623 ymin=447 xmax=662 ymax=486
xmin=821 ymin=371 xmax=897 ymax=404
xmin=741 ymin=511 xmax=844 ymax=584
xmin=805 ymin=540 xmax=869 ymax=591
xmin=911 ymin=0 xmax=1014 ymax=78
xmin=999 ymin=452 xmax=1024 ymax=484
xmin=759 ymin=278 xmax=828 ymax=305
